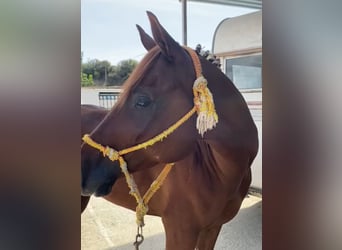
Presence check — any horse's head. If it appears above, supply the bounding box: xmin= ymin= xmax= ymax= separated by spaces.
xmin=81 ymin=11 xmax=218 ymax=197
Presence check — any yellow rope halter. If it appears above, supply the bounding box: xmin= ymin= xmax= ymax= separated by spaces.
xmin=82 ymin=46 xmax=218 ymax=227
xmin=82 ymin=105 xmax=195 ymax=226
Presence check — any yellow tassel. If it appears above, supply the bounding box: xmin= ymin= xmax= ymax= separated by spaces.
xmin=193 ymin=76 xmax=218 ymax=136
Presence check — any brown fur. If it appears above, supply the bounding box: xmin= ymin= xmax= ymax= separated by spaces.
xmin=81 ymin=12 xmax=258 ymax=249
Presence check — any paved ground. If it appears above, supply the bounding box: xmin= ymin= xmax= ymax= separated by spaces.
xmin=81 ymin=194 xmax=261 ymax=250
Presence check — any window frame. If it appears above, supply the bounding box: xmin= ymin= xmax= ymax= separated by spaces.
xmin=222 ymin=52 xmax=262 ymax=92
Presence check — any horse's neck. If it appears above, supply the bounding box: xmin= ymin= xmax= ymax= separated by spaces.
xmin=176 ymin=140 xmax=246 ymax=191
xmin=206 ymin=66 xmax=250 ymax=121
xmin=197 ymin=64 xmax=258 ymax=170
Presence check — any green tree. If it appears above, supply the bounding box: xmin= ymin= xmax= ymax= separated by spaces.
xmin=107 ymin=65 xmax=119 ymax=85
xmin=106 ymin=59 xmax=138 ymax=86
xmin=81 ymin=73 xmax=94 ymax=87
xmin=81 ymin=55 xmax=138 ymax=86
xmin=82 ymin=59 xmax=111 ymax=85
xmin=82 ymin=59 xmax=97 ymax=79
xmin=96 ymin=60 xmax=111 ymax=84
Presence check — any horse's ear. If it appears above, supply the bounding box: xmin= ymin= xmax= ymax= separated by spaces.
xmin=136 ymin=24 xmax=156 ymax=51
xmin=147 ymin=11 xmax=183 ymax=62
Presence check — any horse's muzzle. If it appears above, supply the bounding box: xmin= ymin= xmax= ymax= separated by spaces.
xmin=81 ymin=174 xmax=117 ymax=197
xmin=81 ymin=149 xmax=122 ymax=197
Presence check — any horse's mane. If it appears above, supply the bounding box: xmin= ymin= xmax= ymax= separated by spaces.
xmin=113 ymin=46 xmax=161 ymax=110
xmin=195 ymin=44 xmax=221 ymax=68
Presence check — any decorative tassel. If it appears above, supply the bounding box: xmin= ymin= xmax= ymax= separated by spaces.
xmin=193 ymin=76 xmax=218 ymax=136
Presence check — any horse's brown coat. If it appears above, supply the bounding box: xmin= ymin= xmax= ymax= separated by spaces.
xmin=81 ymin=12 xmax=258 ymax=249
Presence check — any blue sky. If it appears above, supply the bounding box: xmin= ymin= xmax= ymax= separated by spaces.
xmin=81 ymin=0 xmax=257 ymax=65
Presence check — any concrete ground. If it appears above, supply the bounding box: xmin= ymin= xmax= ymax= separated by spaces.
xmin=81 ymin=195 xmax=261 ymax=250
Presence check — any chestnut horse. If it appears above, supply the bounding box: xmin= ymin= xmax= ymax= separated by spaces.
xmin=81 ymin=12 xmax=258 ymax=250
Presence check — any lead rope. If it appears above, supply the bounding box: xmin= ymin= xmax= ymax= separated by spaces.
xmin=133 ymin=225 xmax=144 ymax=250
xmin=83 ymin=134 xmax=174 ymax=249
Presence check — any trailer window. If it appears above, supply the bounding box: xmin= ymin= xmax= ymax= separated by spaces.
xmin=225 ymin=54 xmax=262 ymax=89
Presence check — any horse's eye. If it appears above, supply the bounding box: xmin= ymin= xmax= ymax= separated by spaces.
xmin=135 ymin=96 xmax=152 ymax=108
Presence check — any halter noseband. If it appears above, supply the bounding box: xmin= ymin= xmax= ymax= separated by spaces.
xmin=82 ymin=47 xmax=218 ymax=227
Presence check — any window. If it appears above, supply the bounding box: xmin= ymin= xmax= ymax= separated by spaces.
xmin=225 ymin=54 xmax=262 ymax=89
